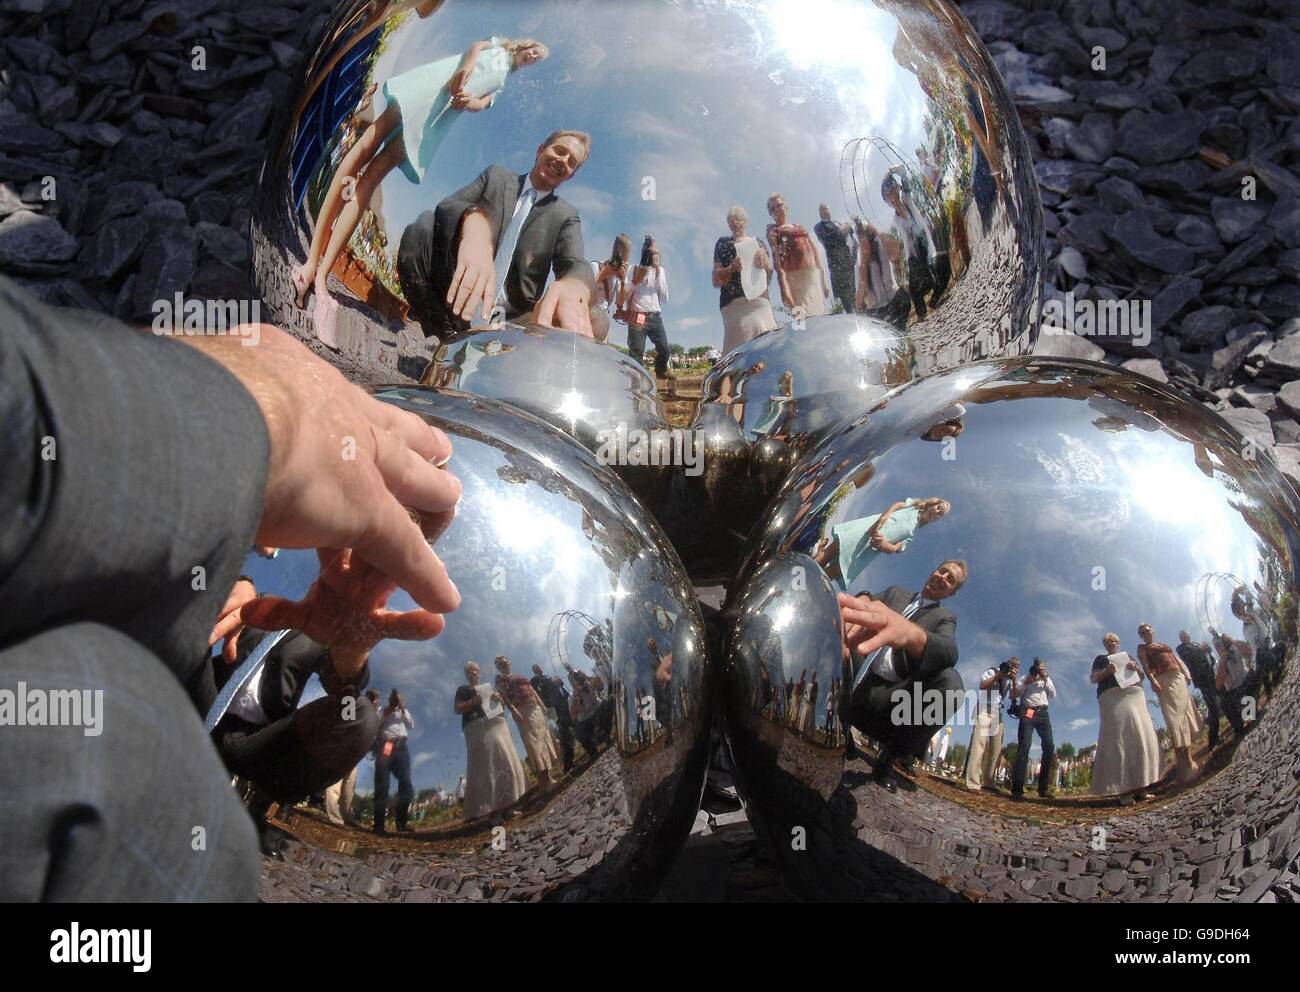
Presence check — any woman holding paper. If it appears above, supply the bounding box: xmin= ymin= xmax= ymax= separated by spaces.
xmin=1137 ymin=623 xmax=1202 ymax=784
xmin=713 ymin=206 xmax=778 ymax=353
xmin=454 ymin=660 xmax=527 ymax=821
xmin=1090 ymin=632 xmax=1163 ymax=805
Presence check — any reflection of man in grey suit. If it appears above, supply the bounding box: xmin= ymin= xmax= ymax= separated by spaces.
xmin=191 ymin=603 xmax=381 ymax=857
xmin=838 ymin=559 xmax=966 ymax=792
xmin=397 ymin=129 xmax=597 ymax=344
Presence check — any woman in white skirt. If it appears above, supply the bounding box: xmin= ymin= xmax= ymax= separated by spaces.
xmin=1090 ymin=633 xmax=1163 ymax=805
xmin=454 ymin=661 xmax=526 ymax=822
xmin=713 ymin=207 xmax=779 ymax=354
xmin=766 ymin=193 xmax=829 ymax=320
xmin=494 ymin=655 xmax=560 ymax=789
xmin=1137 ymin=623 xmax=1202 ymax=784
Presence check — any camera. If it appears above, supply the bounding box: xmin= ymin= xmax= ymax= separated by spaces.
xmin=640 ymin=235 xmax=655 ymax=267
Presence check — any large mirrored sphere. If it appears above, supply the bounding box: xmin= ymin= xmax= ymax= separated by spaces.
xmin=244 ymin=388 xmax=712 ymax=901
xmin=683 ymin=312 xmax=915 ymax=571
xmin=425 ymin=323 xmax=674 ymax=512
xmin=251 ymin=0 xmax=1041 ymax=382
xmin=723 ymin=358 xmax=1300 ymax=901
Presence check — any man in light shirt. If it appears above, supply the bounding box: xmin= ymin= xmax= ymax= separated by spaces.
xmin=1009 ymin=657 xmax=1056 ymax=799
xmin=1212 ymin=630 xmax=1252 ymax=737
xmin=965 ymin=656 xmax=1017 ymax=791
xmin=373 ymin=689 xmax=415 ymax=834
xmin=626 ymin=241 xmax=671 ymax=378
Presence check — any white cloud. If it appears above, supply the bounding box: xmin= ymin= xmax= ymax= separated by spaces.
xmin=562 ymin=182 xmax=615 ymax=222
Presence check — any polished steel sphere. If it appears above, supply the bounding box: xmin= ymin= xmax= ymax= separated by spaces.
xmin=684 ymin=312 xmax=916 ymax=568
xmin=242 ymin=388 xmax=712 ymax=901
xmin=424 ymin=324 xmax=674 ymax=513
xmin=251 ymin=0 xmax=1042 ymax=382
xmin=723 ymin=358 xmax=1300 ymax=901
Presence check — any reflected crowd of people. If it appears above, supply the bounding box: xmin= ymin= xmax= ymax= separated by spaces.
xmin=949 ymin=598 xmax=1283 ymax=808
xmin=754 ymin=665 xmax=845 ymax=748
xmin=745 ymin=533 xmax=1285 ymax=811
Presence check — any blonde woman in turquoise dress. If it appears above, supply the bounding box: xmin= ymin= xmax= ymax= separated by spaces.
xmin=750 ymin=370 xmax=796 ymax=438
xmin=813 ymin=496 xmax=950 ymax=590
xmin=294 ymin=35 xmax=549 ymax=346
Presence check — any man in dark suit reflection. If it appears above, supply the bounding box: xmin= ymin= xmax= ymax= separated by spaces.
xmin=193 ymin=576 xmax=385 ymax=856
xmin=838 ymin=559 xmax=966 ymax=792
xmin=397 ymin=129 xmax=598 ymax=346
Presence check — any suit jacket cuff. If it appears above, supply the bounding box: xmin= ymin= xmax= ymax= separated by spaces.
xmin=0 ymin=278 xmax=270 ymax=690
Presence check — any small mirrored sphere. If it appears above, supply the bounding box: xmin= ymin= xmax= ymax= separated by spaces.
xmin=251 ymin=0 xmax=1041 ymax=382
xmin=242 ymin=388 xmax=711 ymax=901
xmin=723 ymin=358 xmax=1300 ymax=901
xmin=425 ymin=323 xmax=674 ymax=512
xmin=683 ymin=312 xmax=916 ymax=569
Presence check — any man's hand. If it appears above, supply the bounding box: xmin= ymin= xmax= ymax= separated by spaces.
xmin=238 ymin=549 xmax=444 ymax=680
xmin=532 ymin=276 xmax=593 ymax=336
xmin=837 ymin=592 xmax=927 ymax=660
xmin=181 ymin=326 xmax=460 ymax=616
xmin=209 ymin=577 xmax=258 ymax=664
xmin=448 ymin=211 xmax=496 ymax=322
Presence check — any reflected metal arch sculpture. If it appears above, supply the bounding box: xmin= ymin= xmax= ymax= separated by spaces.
xmin=547 ymin=609 xmax=602 ymax=676
xmin=722 ymin=357 xmax=1300 ymax=902
xmin=1195 ymin=571 xmax=1248 ymax=639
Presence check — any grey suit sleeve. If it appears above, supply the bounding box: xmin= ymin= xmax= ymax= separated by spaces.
xmin=552 ymin=209 xmax=596 ymax=295
xmin=862 ymin=586 xmax=958 ymax=681
xmin=913 ymin=608 xmax=958 ymax=682
xmin=0 ymin=277 xmax=270 ymax=691
xmin=434 ymin=165 xmax=498 ymax=251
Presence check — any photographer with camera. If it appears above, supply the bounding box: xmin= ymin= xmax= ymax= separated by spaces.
xmin=1009 ymin=657 xmax=1056 ymax=799
xmin=373 ymin=688 xmax=416 ymax=834
xmin=626 ymin=236 xmax=672 ymax=379
xmin=965 ymin=656 xmax=1018 ymax=792
xmin=595 ymin=234 xmax=633 ymax=315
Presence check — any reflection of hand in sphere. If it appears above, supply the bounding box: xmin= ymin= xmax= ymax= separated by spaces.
xmin=449 ymin=211 xmax=497 ymax=322
xmin=209 ymin=576 xmax=258 ymax=664
xmin=532 ymin=277 xmax=594 ymax=337
xmin=238 ymin=549 xmax=445 ymax=678
xmin=181 ymin=325 xmax=462 ymax=615
xmin=837 ymin=591 xmax=925 ymax=658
